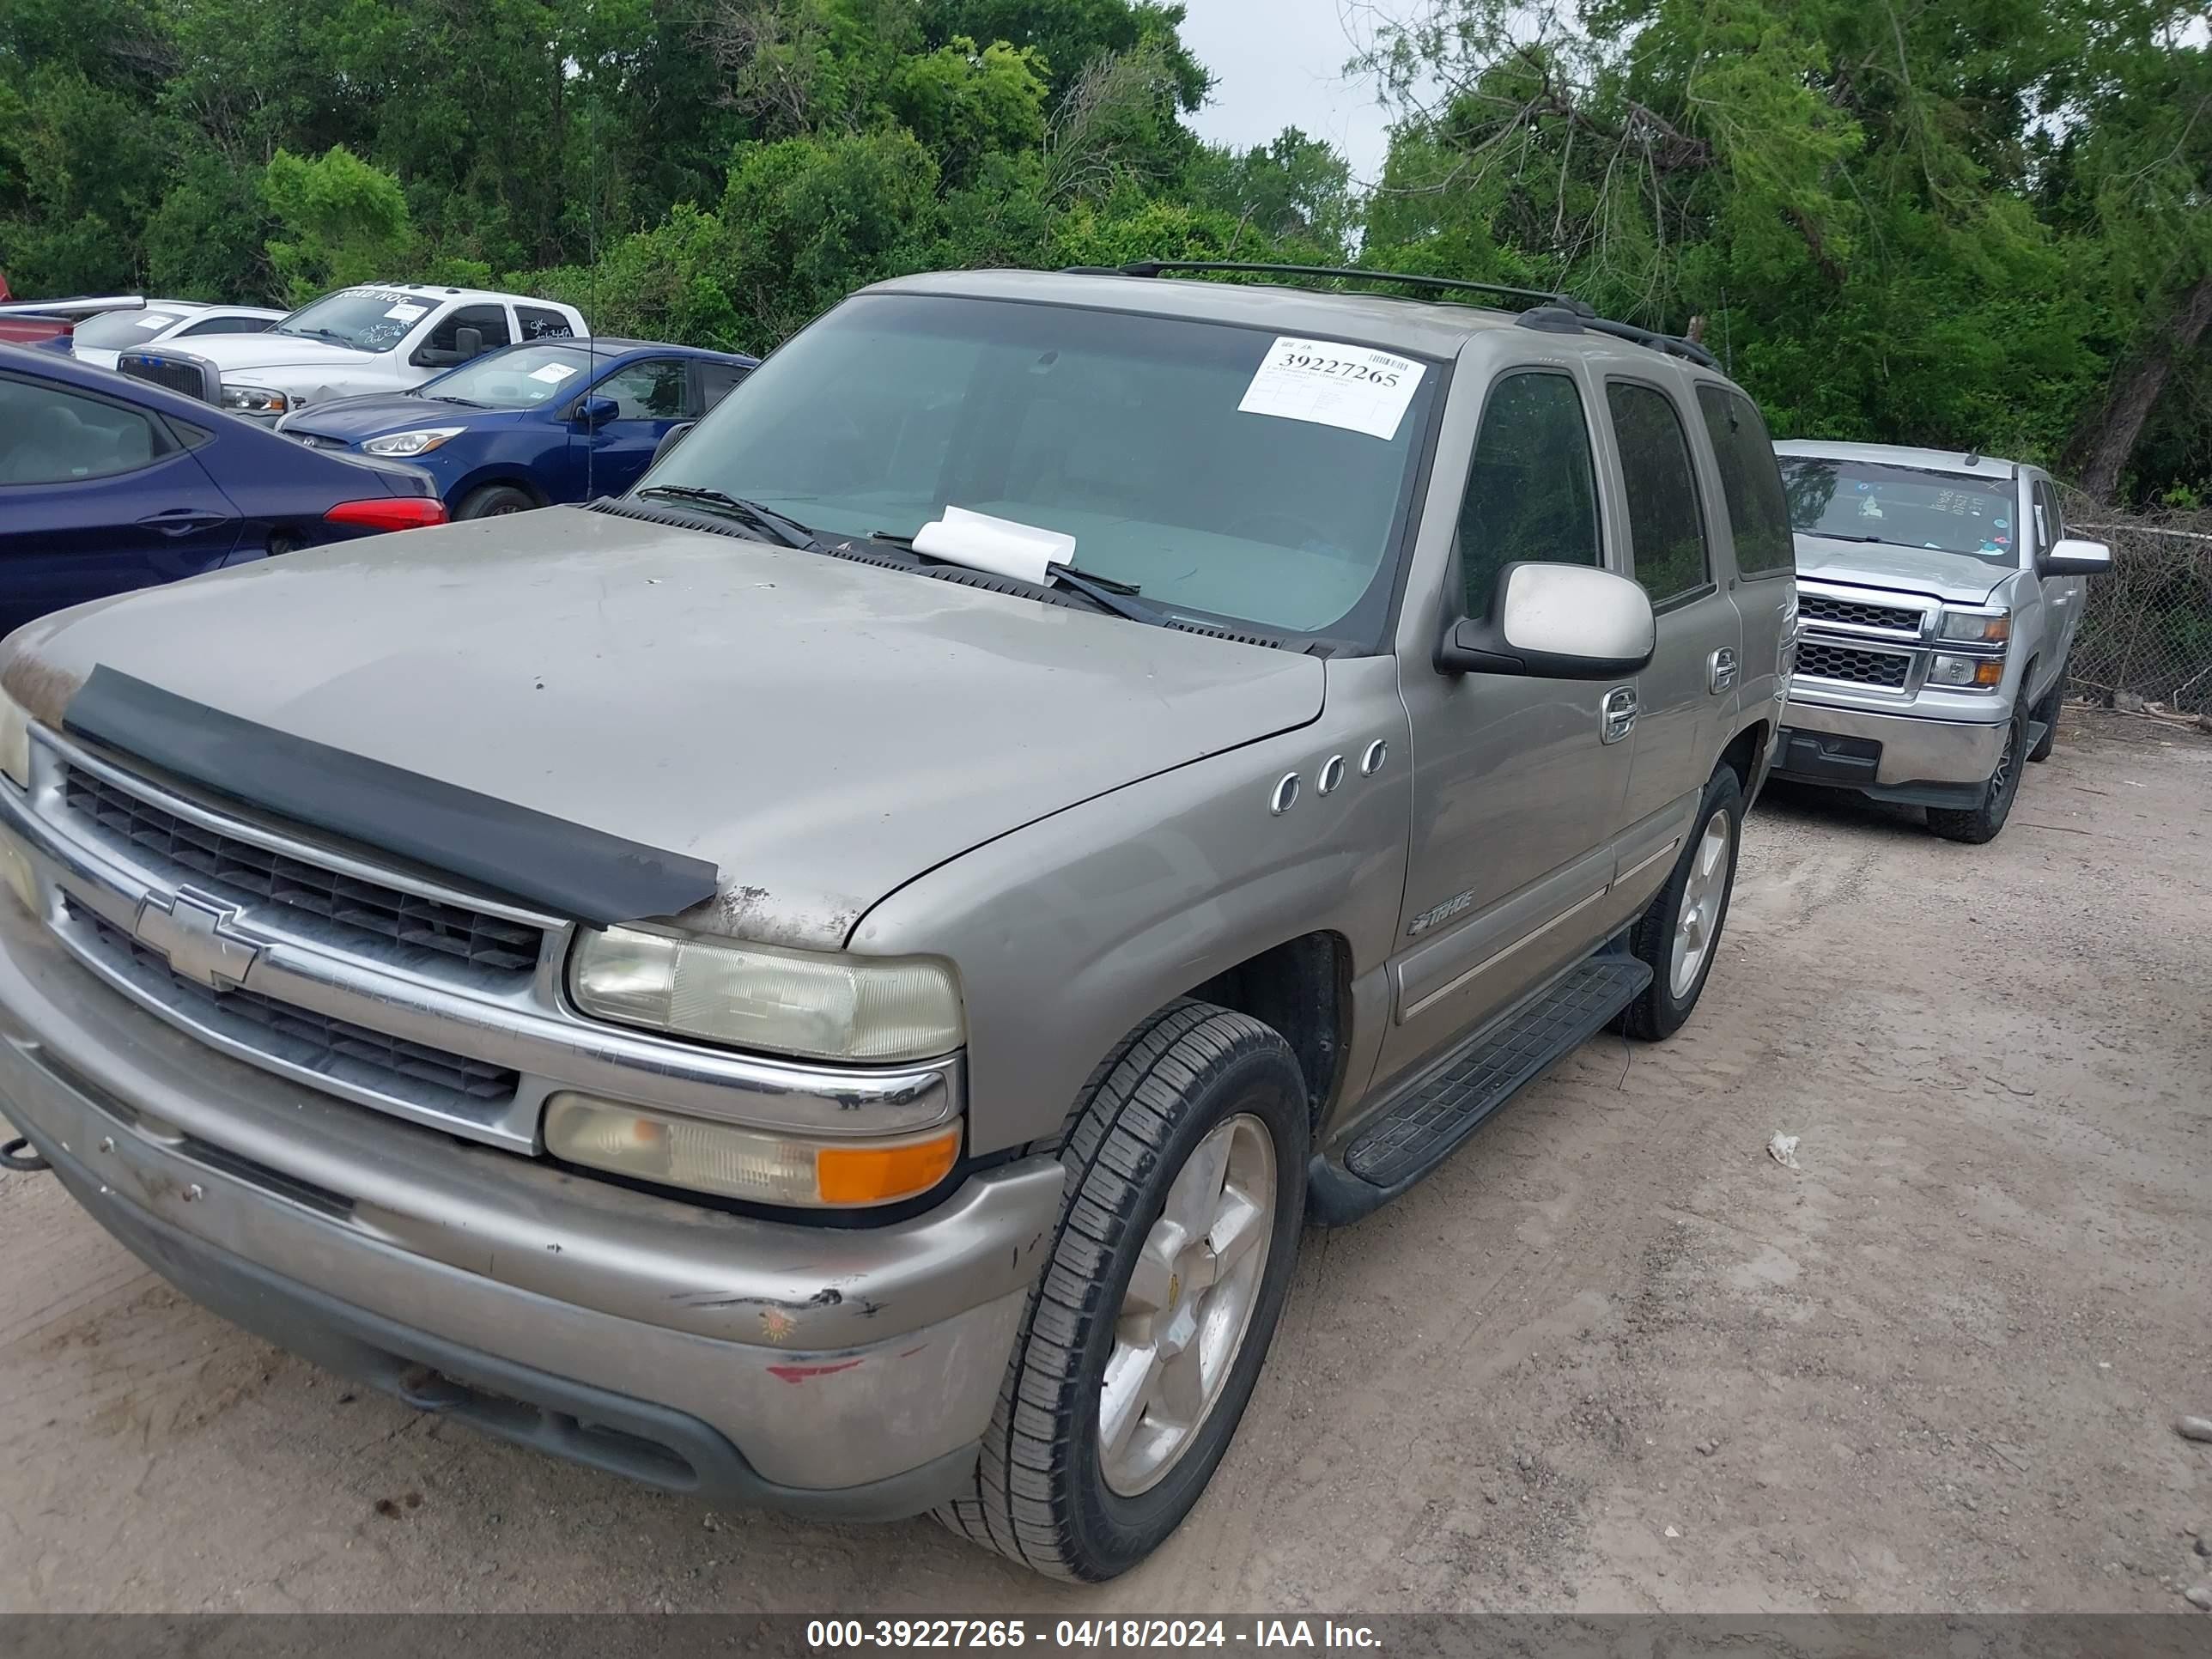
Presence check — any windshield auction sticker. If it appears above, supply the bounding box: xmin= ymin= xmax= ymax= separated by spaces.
xmin=1238 ymin=337 xmax=1426 ymax=441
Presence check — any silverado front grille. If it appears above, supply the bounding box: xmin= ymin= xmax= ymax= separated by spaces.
xmin=71 ymin=902 xmax=520 ymax=1108
xmin=1795 ymin=641 xmax=1912 ymax=690
xmin=63 ymin=766 xmax=544 ymax=977
xmin=1799 ymin=593 xmax=1924 ymax=635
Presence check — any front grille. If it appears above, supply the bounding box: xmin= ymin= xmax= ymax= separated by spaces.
xmin=73 ymin=903 xmax=520 ymax=1108
xmin=63 ymin=767 xmax=543 ymax=977
xmin=1800 ymin=594 xmax=1923 ymax=635
xmin=118 ymin=356 xmax=210 ymax=401
xmin=1796 ymin=640 xmax=1912 ymax=689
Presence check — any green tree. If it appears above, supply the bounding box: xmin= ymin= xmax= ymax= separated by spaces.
xmin=260 ymin=144 xmax=415 ymax=303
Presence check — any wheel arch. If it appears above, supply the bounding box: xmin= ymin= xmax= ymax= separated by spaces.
xmin=1181 ymin=931 xmax=1352 ymax=1133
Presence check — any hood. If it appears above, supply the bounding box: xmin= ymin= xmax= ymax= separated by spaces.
xmin=170 ymin=331 xmax=385 ymax=378
xmin=73 ymin=347 xmax=124 ymax=372
xmin=283 ymin=393 xmax=521 ymax=444
xmin=1793 ymin=533 xmax=2012 ymax=605
xmin=4 ymin=507 xmax=1323 ymax=949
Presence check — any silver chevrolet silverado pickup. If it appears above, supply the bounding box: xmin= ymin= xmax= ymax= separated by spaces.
xmin=1771 ymin=441 xmax=2111 ymax=842
xmin=0 ymin=266 xmax=1791 ymax=1580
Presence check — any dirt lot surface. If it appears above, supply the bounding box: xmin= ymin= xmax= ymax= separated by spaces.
xmin=3 ymin=708 xmax=2209 ymax=1615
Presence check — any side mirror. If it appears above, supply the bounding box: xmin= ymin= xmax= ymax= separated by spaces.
xmin=1435 ymin=562 xmax=1657 ymax=679
xmin=454 ymin=325 xmax=484 ymax=362
xmin=2038 ymin=537 xmax=2111 ymax=578
xmin=574 ymin=395 xmax=620 ymax=428
xmin=650 ymin=421 xmax=696 ymax=466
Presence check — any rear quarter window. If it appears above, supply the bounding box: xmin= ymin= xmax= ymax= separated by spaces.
xmin=1695 ymin=386 xmax=1794 ymax=577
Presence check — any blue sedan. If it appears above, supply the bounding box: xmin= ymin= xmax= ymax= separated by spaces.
xmin=276 ymin=338 xmax=757 ymax=519
xmin=0 ymin=343 xmax=446 ymax=641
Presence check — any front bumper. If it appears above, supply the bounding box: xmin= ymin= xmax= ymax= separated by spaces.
xmin=1775 ymin=698 xmax=2007 ymax=803
xmin=0 ymin=891 xmax=1062 ymax=1517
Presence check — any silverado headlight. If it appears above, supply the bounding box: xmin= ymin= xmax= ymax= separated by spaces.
xmin=363 ymin=426 xmax=465 ymax=458
xmin=568 ymin=924 xmax=964 ymax=1062
xmin=1939 ymin=608 xmax=2009 ymax=644
xmin=544 ymin=1092 xmax=961 ymax=1208
xmin=221 ymin=384 xmax=293 ymax=416
xmin=1929 ymin=653 xmax=2005 ymax=690
xmin=0 ymin=681 xmax=27 ymax=789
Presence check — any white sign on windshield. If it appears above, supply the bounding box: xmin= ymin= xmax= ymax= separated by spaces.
xmin=1238 ymin=337 xmax=1426 ymax=441
xmin=529 ymin=362 xmax=577 ymax=384
xmin=134 ymin=313 xmax=179 ymax=330
xmin=384 ymin=301 xmax=431 ymax=323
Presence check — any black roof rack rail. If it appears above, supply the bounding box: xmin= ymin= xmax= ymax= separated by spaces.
xmin=1539 ymin=309 xmax=1725 ymax=369
xmin=1063 ymin=260 xmax=1595 ymax=317
xmin=1061 ymin=258 xmax=1726 ymax=372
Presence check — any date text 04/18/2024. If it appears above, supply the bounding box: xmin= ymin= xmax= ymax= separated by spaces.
xmin=805 ymin=1620 xmax=1383 ymax=1650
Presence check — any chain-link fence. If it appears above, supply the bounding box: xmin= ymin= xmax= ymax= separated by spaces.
xmin=2059 ymin=501 xmax=2212 ymax=717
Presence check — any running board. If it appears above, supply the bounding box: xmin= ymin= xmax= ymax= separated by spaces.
xmin=1306 ymin=954 xmax=1651 ymax=1226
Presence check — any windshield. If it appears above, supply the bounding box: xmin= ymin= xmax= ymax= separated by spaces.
xmin=419 ymin=343 xmax=599 ymax=408
xmin=1781 ymin=456 xmax=2020 ymax=565
xmin=271 ymin=288 xmax=439 ymax=354
xmin=641 ymin=292 xmax=1442 ymax=638
xmin=72 ymin=307 xmax=189 ymax=348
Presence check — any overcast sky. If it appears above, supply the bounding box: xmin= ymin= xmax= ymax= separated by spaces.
xmin=1177 ymin=0 xmax=1407 ymax=189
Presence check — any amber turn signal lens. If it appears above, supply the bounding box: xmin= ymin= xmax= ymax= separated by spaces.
xmin=817 ymin=1126 xmax=963 ymax=1206
xmin=1973 ymin=659 xmax=2004 ymax=686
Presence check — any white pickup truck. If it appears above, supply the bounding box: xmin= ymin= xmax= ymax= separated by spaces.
xmin=125 ymin=284 xmax=590 ymax=422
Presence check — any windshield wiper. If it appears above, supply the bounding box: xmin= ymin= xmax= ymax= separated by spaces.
xmin=635 ymin=486 xmax=819 ymax=550
xmin=866 ymin=532 xmax=1161 ymax=624
xmin=425 ymin=393 xmax=487 ymax=408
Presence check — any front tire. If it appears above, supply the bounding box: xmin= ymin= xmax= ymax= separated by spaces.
xmin=1617 ymin=763 xmax=1744 ymax=1042
xmin=936 ymin=1000 xmax=1309 ymax=1581
xmin=1927 ymin=702 xmax=2027 ymax=844
xmin=457 ymin=483 xmax=538 ymax=520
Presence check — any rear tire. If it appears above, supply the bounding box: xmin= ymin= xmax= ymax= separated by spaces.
xmin=1617 ymin=764 xmax=1744 ymax=1042
xmin=935 ymin=1000 xmax=1309 ymax=1581
xmin=1927 ymin=702 xmax=2027 ymax=844
xmin=457 ymin=483 xmax=537 ymax=520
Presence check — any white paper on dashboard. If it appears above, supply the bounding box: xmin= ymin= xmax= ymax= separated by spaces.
xmin=1237 ymin=336 xmax=1426 ymax=441
xmin=384 ymin=301 xmax=430 ymax=322
xmin=134 ymin=313 xmax=179 ymax=330
xmin=910 ymin=504 xmax=1074 ymax=586
xmin=528 ymin=362 xmax=578 ymax=384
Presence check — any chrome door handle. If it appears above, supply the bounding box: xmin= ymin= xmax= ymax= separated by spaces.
xmin=1601 ymin=687 xmax=1637 ymax=744
xmin=1709 ymin=647 xmax=1738 ymax=693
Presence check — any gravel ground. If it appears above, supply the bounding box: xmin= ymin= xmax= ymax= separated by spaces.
xmin=3 ymin=708 xmax=2208 ymax=1614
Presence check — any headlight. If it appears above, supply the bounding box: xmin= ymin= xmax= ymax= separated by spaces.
xmin=544 ymin=1092 xmax=962 ymax=1207
xmin=1929 ymin=653 xmax=2005 ymax=690
xmin=1939 ymin=608 xmax=2009 ymax=644
xmin=0 ymin=680 xmax=27 ymax=788
xmin=221 ymin=384 xmax=292 ymax=416
xmin=568 ymin=925 xmax=963 ymax=1063
xmin=363 ymin=427 xmax=465 ymax=457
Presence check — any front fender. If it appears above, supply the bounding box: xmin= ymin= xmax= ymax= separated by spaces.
xmin=848 ymin=656 xmax=1412 ymax=1155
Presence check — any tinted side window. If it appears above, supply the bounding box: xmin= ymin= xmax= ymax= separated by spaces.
xmin=0 ymin=376 xmax=174 ymax=483
xmin=2033 ymin=479 xmax=2062 ymax=552
xmin=424 ymin=304 xmax=512 ymax=356
xmin=696 ymin=362 xmax=750 ymax=413
xmin=1607 ymin=381 xmax=1711 ymax=605
xmin=517 ymin=306 xmax=575 ymax=341
xmin=596 ymin=359 xmax=689 ymax=420
xmin=178 ymin=316 xmax=273 ymax=337
xmin=1695 ymin=386 xmax=1793 ymax=576
xmin=1457 ymin=371 xmax=1602 ymax=619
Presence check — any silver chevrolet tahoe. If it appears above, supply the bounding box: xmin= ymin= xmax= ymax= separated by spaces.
xmin=1771 ymin=441 xmax=2111 ymax=842
xmin=0 ymin=266 xmax=1791 ymax=1580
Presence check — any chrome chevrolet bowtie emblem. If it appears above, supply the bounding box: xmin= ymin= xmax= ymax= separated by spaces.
xmin=133 ymin=890 xmax=263 ymax=991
